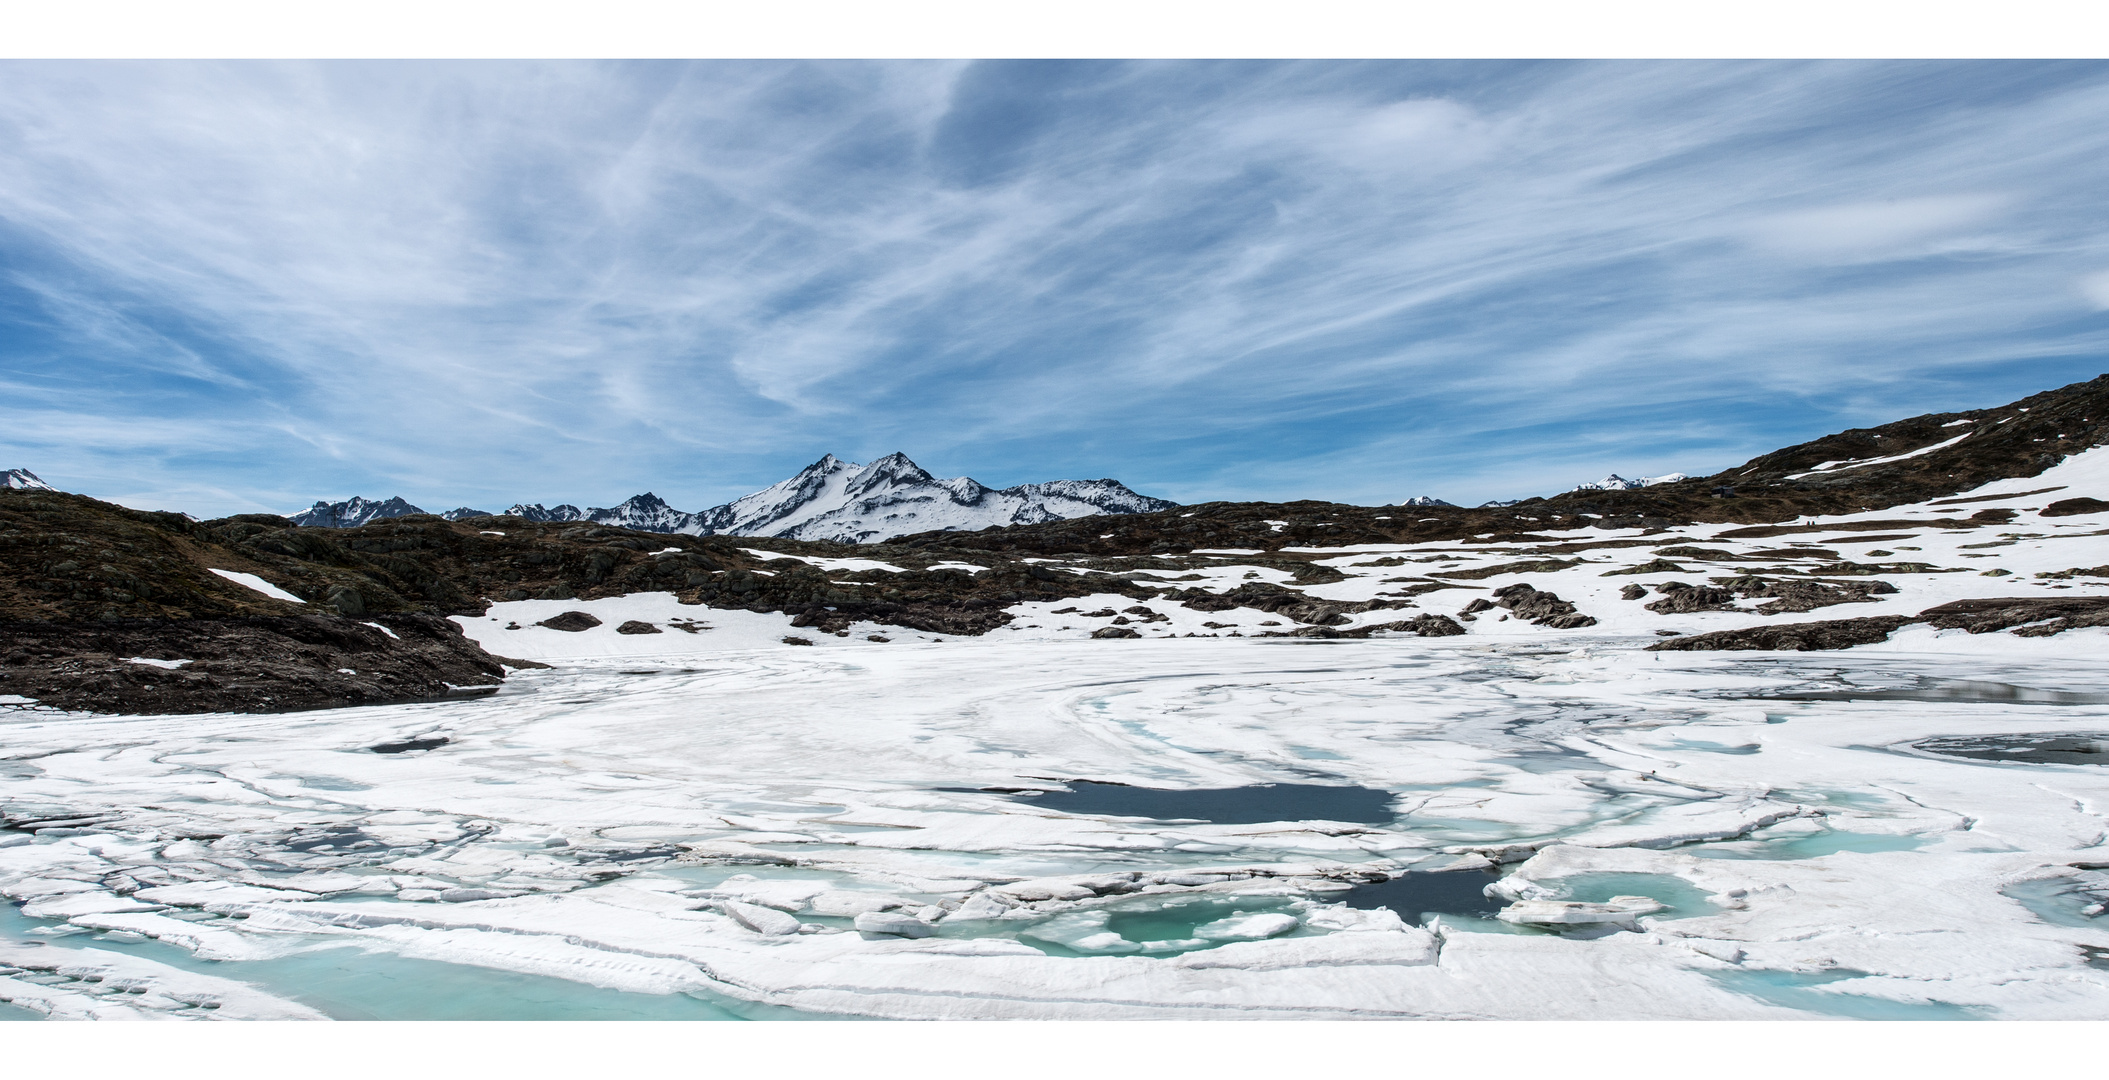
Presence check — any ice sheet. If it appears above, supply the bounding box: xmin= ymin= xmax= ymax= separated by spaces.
xmin=5 ymin=629 xmax=2109 ymax=1019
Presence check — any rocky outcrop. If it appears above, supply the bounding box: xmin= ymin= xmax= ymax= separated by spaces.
xmin=1645 ymin=616 xmax=1916 ymax=652
xmin=1172 ymin=581 xmax=1411 ymax=626
xmin=1267 ymin=615 xmax=1467 ymax=639
xmin=1731 ymin=577 xmax=1897 ymax=615
xmin=2042 ymin=497 xmax=2109 ymax=517
xmin=1918 ymin=597 xmax=2109 ymax=637
xmin=1479 ymin=584 xmax=1596 ymax=629
xmin=1644 ymin=583 xmax=1737 ymax=614
xmin=536 ymin=611 xmax=602 ymax=632
xmin=0 ymin=614 xmax=523 ymax=715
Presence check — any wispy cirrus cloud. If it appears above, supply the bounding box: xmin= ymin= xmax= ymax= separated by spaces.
xmin=2 ymin=60 xmax=2107 ymax=516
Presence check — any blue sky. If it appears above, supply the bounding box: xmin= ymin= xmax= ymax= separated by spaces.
xmin=3 ymin=60 xmax=2108 ymax=518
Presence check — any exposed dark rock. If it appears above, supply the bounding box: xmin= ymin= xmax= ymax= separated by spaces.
xmin=1171 ymin=581 xmax=1409 ymax=626
xmin=1746 ymin=548 xmax=1840 ymax=560
xmin=1263 ymin=614 xmax=1467 ymax=639
xmin=1918 ymin=597 xmax=2109 ymax=637
xmin=1733 ymin=578 xmax=1896 ymax=615
xmin=2038 ymin=565 xmax=2109 ymax=580
xmin=782 ymin=636 xmax=814 ymax=646
xmin=1407 ymin=614 xmax=1469 ymax=637
xmin=1649 ymin=546 xmax=1740 ymax=561
xmin=1603 ymin=559 xmax=1686 ymax=576
xmin=1436 ymin=559 xmax=1579 ymax=581
xmin=1490 ymin=584 xmax=1597 ymax=628
xmin=537 ymin=611 xmax=602 ymax=632
xmin=1620 ymin=584 xmax=1648 ymax=601
xmin=326 ymin=586 xmax=366 ymax=616
xmin=1091 ymin=626 xmax=1141 ymax=639
xmin=0 ymin=615 xmax=508 ymax=714
xmin=1807 ymin=560 xmax=1950 ymax=577
xmin=1646 ymin=616 xmax=1916 ymax=652
xmin=1645 ymin=586 xmax=1737 ymax=614
xmin=2042 ymin=497 xmax=2109 ymax=517
xmin=371 ymin=736 xmax=449 ymax=754
xmin=615 ymin=620 xmax=662 ymax=635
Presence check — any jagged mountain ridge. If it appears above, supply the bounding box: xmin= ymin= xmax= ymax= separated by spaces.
xmin=294 ymin=453 xmax=1176 ymax=543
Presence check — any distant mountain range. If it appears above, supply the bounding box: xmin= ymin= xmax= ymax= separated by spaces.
xmin=288 ymin=453 xmax=1178 ymax=543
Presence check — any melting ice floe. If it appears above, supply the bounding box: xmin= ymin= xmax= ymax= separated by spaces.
xmin=5 ymin=627 xmax=2109 ymax=1019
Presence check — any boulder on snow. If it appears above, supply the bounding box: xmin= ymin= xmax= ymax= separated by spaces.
xmin=536 ymin=611 xmax=602 ymax=632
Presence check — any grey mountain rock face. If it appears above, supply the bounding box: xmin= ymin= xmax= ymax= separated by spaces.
xmin=289 ymin=496 xmax=426 ymax=528
xmin=441 ymin=508 xmax=494 ymax=521
xmin=3 ymin=469 xmax=55 ymax=491
xmin=1396 ymin=496 xmax=1455 ymax=507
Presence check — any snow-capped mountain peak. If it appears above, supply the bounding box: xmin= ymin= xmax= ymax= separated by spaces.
xmin=504 ymin=503 xmax=584 ymax=523
xmin=686 ymin=452 xmax=1177 ymax=541
xmin=1571 ymin=472 xmax=1688 ymax=492
xmin=695 ymin=452 xmax=1174 ymax=543
xmin=3 ymin=468 xmax=55 ymax=491
xmin=1396 ymin=495 xmax=1455 ymax=507
xmin=289 ymin=495 xmax=426 ymax=528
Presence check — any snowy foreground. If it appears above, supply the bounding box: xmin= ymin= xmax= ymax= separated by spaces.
xmin=4 ymin=459 xmax=2109 ymax=1020
xmin=4 ymin=628 xmax=2108 ymax=1019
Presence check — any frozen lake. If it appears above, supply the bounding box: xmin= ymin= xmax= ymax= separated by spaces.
xmin=5 ymin=629 xmax=2109 ymax=1019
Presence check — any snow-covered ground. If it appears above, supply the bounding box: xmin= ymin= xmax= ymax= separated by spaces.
xmin=2 ymin=456 xmax=2106 ymax=1020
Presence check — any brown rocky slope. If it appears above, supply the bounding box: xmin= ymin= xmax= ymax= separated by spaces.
xmin=4 ymin=373 xmax=2103 ymax=712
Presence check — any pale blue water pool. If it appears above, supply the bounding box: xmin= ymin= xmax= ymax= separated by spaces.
xmin=1709 ymin=968 xmax=1983 ymax=1020
xmin=0 ymin=901 xmax=822 ymax=1020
